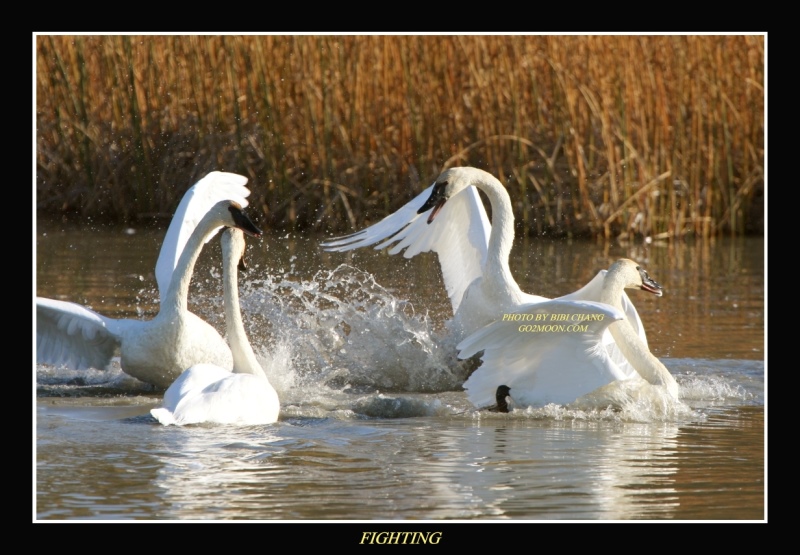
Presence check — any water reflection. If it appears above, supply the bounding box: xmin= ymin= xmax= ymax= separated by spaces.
xmin=670 ymin=406 xmax=765 ymax=520
xmin=427 ymin=419 xmax=681 ymax=520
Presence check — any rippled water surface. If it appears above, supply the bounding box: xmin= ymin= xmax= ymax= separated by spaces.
xmin=35 ymin=224 xmax=765 ymax=521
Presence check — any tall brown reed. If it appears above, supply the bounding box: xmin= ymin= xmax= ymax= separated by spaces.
xmin=36 ymin=35 xmax=764 ymax=238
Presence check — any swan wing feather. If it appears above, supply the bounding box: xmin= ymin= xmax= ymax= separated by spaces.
xmin=320 ymin=184 xmax=436 ymax=251
xmin=36 ymin=297 xmax=127 ymax=371
xmin=321 ymin=184 xmax=490 ymax=313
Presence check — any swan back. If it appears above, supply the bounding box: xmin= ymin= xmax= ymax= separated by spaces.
xmin=459 ymin=299 xmax=627 ymax=407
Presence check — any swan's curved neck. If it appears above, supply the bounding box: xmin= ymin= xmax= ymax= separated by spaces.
xmin=161 ymin=218 xmax=218 ymax=316
xmin=472 ymin=173 xmax=522 ymax=296
xmin=223 ymin=247 xmax=266 ymax=377
xmin=599 ymin=272 xmax=679 ymax=396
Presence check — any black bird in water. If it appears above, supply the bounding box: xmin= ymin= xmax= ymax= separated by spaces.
xmin=486 ymin=385 xmax=512 ymax=413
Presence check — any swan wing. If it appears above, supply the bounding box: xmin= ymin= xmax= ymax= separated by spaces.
xmin=155 ymin=171 xmax=251 ymax=302
xmin=321 ymin=184 xmax=490 ymax=313
xmin=457 ymin=299 xmax=627 ymax=408
xmin=36 ymin=297 xmax=130 ymax=371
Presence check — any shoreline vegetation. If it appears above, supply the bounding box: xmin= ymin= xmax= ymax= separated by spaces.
xmin=36 ymin=35 xmax=764 ymax=239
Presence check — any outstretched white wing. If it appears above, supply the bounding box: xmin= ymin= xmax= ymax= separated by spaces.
xmin=36 ymin=297 xmax=134 ymax=371
xmin=321 ymin=184 xmax=490 ymax=314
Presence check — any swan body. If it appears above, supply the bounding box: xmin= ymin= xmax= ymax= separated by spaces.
xmin=151 ymin=228 xmax=280 ymax=426
xmin=36 ymin=197 xmax=262 ymax=388
xmin=458 ymin=259 xmax=679 ymax=408
xmin=321 ymin=166 xmax=647 ymax=353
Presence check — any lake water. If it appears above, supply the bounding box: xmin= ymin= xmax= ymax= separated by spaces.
xmin=34 ymin=222 xmax=765 ymax=522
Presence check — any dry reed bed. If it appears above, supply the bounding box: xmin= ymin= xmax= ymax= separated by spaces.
xmin=36 ymin=35 xmax=764 ymax=238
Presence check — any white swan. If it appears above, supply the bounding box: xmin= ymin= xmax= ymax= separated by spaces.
xmin=150 ymin=228 xmax=280 ymax=426
xmin=36 ymin=199 xmax=262 ymax=388
xmin=458 ymin=259 xmax=679 ymax=409
xmin=321 ymin=166 xmax=648 ymax=357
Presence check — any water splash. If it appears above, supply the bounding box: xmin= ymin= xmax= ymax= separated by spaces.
xmin=235 ymin=264 xmax=469 ymax=398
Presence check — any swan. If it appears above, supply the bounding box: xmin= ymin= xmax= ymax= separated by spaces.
xmin=36 ymin=199 xmax=262 ymax=388
xmin=150 ymin=228 xmax=280 ymax=426
xmin=458 ymin=259 xmax=679 ymax=409
xmin=321 ymin=166 xmax=648 ymax=362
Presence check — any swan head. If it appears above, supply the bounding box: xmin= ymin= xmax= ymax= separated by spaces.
xmin=610 ymin=258 xmax=664 ymax=297
xmin=417 ymin=167 xmax=487 ymax=224
xmin=208 ymin=200 xmax=262 ymax=238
